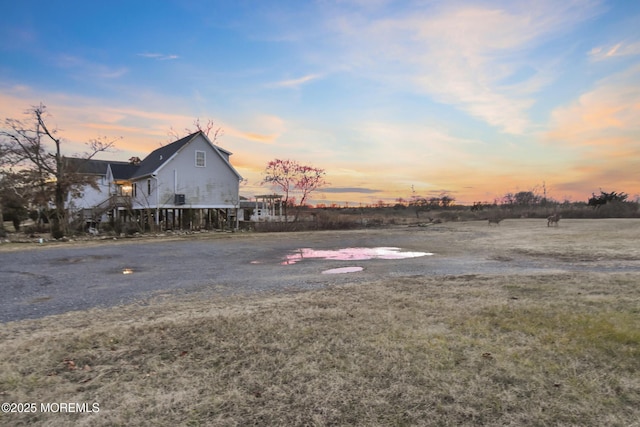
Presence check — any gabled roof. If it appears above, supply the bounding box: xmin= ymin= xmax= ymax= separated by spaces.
xmin=108 ymin=163 xmax=139 ymax=180
xmin=130 ymin=132 xmax=197 ymax=179
xmin=130 ymin=131 xmax=241 ymax=180
xmin=63 ymin=157 xmax=125 ymax=176
xmin=66 ymin=131 xmax=241 ymax=182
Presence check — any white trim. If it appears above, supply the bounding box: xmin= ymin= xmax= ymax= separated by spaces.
xmin=195 ymin=150 xmax=206 ymax=167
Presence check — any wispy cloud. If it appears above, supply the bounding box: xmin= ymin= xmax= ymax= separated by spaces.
xmin=224 ymin=128 xmax=279 ymax=144
xmin=137 ymin=52 xmax=179 ymax=61
xmin=223 ymin=114 xmax=285 ymax=145
xmin=0 ymin=25 xmax=37 ymax=50
xmin=589 ymin=41 xmax=640 ymax=61
xmin=0 ymin=86 xmax=201 ymax=153
xmin=322 ymin=187 xmax=381 ymax=194
xmin=322 ymin=1 xmax=603 ymax=134
xmin=545 ymin=62 xmax=640 ymax=193
xmin=270 ymin=73 xmax=322 ymax=88
xmin=57 ymin=54 xmax=128 ymax=79
xmin=546 ymin=63 xmax=640 ymax=147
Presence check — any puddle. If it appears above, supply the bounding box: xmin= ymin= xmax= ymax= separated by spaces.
xmin=122 ymin=268 xmax=134 ymax=275
xmin=322 ymin=266 xmax=364 ymax=274
xmin=281 ymin=247 xmax=433 ymax=265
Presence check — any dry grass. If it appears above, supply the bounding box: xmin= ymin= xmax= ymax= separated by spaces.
xmin=1 ymin=219 xmax=640 ymax=426
xmin=1 ymin=272 xmax=639 ymax=426
xmin=490 ymin=219 xmax=640 ymax=261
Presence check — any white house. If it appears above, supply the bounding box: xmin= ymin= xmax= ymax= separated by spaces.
xmin=129 ymin=131 xmax=242 ymax=229
xmin=64 ymin=158 xmax=135 ymax=224
xmin=64 ymin=158 xmax=111 ymax=212
xmin=66 ymin=131 xmax=243 ymax=231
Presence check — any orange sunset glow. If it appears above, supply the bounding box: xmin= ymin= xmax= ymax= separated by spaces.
xmin=1 ymin=1 xmax=638 ymax=206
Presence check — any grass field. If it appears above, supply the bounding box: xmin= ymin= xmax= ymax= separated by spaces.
xmin=1 ymin=219 xmax=639 ymax=426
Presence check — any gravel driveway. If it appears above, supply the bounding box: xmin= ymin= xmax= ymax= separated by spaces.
xmin=2 ymin=223 xmax=639 ymax=322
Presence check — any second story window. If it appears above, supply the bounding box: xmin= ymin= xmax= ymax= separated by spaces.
xmin=195 ymin=150 xmax=206 ymax=167
xmin=147 ymin=179 xmax=151 ymax=195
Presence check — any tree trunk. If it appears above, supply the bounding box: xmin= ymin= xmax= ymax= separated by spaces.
xmin=0 ymin=201 xmax=4 ymax=233
xmin=51 ymin=181 xmax=66 ymax=239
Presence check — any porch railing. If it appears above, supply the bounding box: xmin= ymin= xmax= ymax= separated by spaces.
xmin=88 ymin=195 xmax=132 ymax=220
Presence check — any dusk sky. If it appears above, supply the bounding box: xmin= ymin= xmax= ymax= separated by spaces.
xmin=1 ymin=0 xmax=639 ymax=206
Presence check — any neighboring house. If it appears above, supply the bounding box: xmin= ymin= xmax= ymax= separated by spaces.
xmin=66 ymin=131 xmax=243 ymax=231
xmin=64 ymin=158 xmax=134 ymax=223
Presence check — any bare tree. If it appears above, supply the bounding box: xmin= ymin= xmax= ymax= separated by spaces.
xmin=439 ymin=192 xmax=455 ymax=208
xmin=513 ymin=191 xmax=541 ymax=206
xmin=262 ymin=159 xmax=327 ymax=222
xmin=294 ymin=164 xmax=327 ymax=215
xmin=1 ymin=104 xmax=119 ymax=238
xmin=409 ymin=186 xmax=428 ymax=218
xmin=167 ymin=118 xmax=222 ymax=143
xmin=0 ymin=141 xmax=10 ymax=231
xmin=0 ymin=170 xmax=32 ymax=231
xmin=262 ymin=159 xmax=296 ymax=221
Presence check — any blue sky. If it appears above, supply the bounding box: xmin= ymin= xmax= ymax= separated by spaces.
xmin=1 ymin=0 xmax=639 ymax=205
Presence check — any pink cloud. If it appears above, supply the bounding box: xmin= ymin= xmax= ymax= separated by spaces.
xmin=546 ymin=64 xmax=640 ymax=148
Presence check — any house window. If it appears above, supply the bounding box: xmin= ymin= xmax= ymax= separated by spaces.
xmin=195 ymin=151 xmax=206 ymax=167
xmin=147 ymin=179 xmax=151 ymax=196
xmin=133 ymin=183 xmax=137 ymax=197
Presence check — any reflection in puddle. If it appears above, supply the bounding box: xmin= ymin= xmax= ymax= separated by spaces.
xmin=122 ymin=268 xmax=134 ymax=275
xmin=281 ymin=247 xmax=433 ymax=265
xmin=322 ymin=266 xmax=364 ymax=274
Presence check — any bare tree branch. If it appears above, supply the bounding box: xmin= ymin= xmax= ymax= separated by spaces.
xmin=262 ymin=159 xmax=327 ymax=222
xmin=1 ymin=103 xmax=121 ymax=237
xmin=167 ymin=118 xmax=223 ymax=143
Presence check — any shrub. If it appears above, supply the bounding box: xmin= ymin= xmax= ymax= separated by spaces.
xmin=597 ymin=201 xmax=639 ymax=218
xmin=23 ymin=224 xmax=48 ymax=235
xmin=437 ymin=211 xmax=460 ymax=222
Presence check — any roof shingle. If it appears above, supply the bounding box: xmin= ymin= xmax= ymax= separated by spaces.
xmin=130 ymin=132 xmax=197 ymax=179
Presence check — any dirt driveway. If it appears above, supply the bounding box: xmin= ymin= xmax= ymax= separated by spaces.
xmin=2 ymin=219 xmax=639 ymax=322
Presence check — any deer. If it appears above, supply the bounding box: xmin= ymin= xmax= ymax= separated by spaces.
xmin=547 ymin=214 xmax=560 ymax=227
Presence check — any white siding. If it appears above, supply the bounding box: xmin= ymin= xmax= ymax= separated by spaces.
xmin=66 ymin=176 xmax=110 ymax=210
xmin=131 ymin=134 xmax=239 ymax=209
